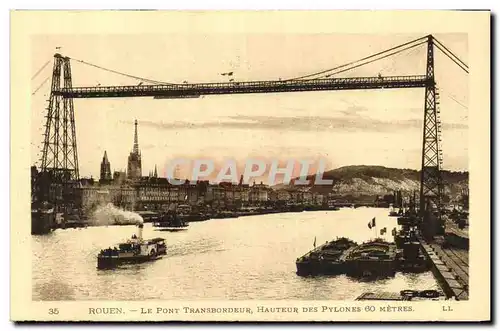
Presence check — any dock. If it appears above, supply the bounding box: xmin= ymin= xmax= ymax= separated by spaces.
xmin=356 ymin=290 xmax=445 ymax=301
xmin=356 ymin=291 xmax=410 ymax=301
xmin=418 ymin=234 xmax=469 ymax=300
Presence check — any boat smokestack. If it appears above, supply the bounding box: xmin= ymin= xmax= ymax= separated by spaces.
xmin=137 ymin=223 xmax=144 ymax=241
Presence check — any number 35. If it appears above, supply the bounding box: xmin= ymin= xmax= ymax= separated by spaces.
xmin=49 ymin=308 xmax=59 ymax=315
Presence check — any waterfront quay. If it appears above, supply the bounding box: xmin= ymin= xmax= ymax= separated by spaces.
xmin=418 ymin=220 xmax=469 ymax=300
xmin=32 ymin=165 xmax=392 ymax=229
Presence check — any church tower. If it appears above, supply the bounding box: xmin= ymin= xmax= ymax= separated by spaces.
xmin=127 ymin=120 xmax=142 ymax=180
xmin=100 ymin=151 xmax=112 ymax=181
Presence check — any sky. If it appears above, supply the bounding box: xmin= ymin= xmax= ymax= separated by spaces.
xmin=30 ymin=33 xmax=469 ymax=181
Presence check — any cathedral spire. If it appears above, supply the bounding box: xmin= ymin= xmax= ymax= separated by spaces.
xmin=127 ymin=119 xmax=142 ymax=180
xmin=100 ymin=150 xmax=111 ymax=181
xmin=154 ymin=164 xmax=158 ymax=178
xmin=133 ymin=119 xmax=140 ymax=155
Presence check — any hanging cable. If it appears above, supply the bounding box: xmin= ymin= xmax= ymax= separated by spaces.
xmin=32 ymin=76 xmax=50 ymax=95
xmin=31 ymin=60 xmax=50 ymax=81
xmin=381 ymin=43 xmax=423 ymax=75
xmin=67 ymin=57 xmax=181 ymax=86
xmin=433 ymin=37 xmax=468 ymax=69
xmin=439 ymin=87 xmax=468 ymax=109
xmin=309 ymin=40 xmax=427 ymax=80
xmin=433 ymin=43 xmax=469 ymax=74
xmin=285 ymin=35 xmax=428 ymax=81
xmin=447 ymin=93 xmax=468 ymax=109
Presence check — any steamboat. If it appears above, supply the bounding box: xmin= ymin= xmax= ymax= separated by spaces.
xmin=97 ymin=223 xmax=167 ymax=269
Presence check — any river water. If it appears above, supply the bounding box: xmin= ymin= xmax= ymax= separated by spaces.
xmin=32 ymin=207 xmax=439 ymax=301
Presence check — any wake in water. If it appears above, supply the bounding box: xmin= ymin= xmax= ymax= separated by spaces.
xmin=90 ymin=203 xmax=144 ymax=226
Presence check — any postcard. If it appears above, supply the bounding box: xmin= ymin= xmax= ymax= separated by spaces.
xmin=10 ymin=10 xmax=490 ymax=322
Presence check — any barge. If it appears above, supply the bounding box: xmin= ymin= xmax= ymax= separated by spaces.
xmin=344 ymin=238 xmax=399 ymax=278
xmin=97 ymin=223 xmax=167 ymax=269
xmin=153 ymin=212 xmax=189 ymax=231
xmin=295 ymin=213 xmax=431 ymax=278
xmin=296 ymin=238 xmax=358 ymax=276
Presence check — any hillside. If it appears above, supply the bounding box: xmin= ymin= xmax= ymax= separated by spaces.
xmin=281 ymin=165 xmax=468 ymax=200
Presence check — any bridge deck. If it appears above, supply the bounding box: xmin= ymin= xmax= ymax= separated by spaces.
xmin=55 ymin=75 xmax=429 ymax=98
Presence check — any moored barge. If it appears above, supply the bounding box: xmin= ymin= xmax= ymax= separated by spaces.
xmin=344 ymin=238 xmax=399 ymax=278
xmin=153 ymin=212 xmax=189 ymax=231
xmin=296 ymin=237 xmax=358 ymax=276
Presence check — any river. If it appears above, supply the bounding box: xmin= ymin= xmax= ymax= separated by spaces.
xmin=32 ymin=207 xmax=439 ymax=301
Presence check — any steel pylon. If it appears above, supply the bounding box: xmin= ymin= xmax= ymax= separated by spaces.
xmin=419 ymin=36 xmax=444 ymax=233
xmin=40 ymin=54 xmax=79 ymax=181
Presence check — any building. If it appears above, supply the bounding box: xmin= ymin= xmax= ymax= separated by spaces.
xmin=277 ymin=189 xmax=291 ymax=202
xmin=127 ymin=120 xmax=142 ymax=180
xmin=131 ymin=177 xmax=208 ymax=211
xmin=312 ymin=192 xmax=325 ymax=206
xmin=113 ymin=170 xmax=127 ymax=185
xmin=249 ymin=182 xmax=269 ymax=205
xmin=206 ymin=185 xmax=226 ymax=208
xmin=112 ymin=185 xmax=135 ymax=211
xmin=100 ymin=151 xmax=112 ymax=182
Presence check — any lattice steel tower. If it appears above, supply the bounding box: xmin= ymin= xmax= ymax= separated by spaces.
xmin=419 ymin=36 xmax=444 ymax=221
xmin=40 ymin=54 xmax=79 ymax=180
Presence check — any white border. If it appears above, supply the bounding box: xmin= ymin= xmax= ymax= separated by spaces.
xmin=4 ymin=1 xmax=497 ymax=330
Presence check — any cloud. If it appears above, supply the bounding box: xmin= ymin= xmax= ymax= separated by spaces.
xmin=140 ymin=143 xmax=156 ymax=150
xmin=123 ymin=112 xmax=467 ymax=133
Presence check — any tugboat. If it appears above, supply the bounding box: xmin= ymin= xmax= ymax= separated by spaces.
xmin=97 ymin=223 xmax=167 ymax=269
xmin=31 ymin=207 xmax=55 ymax=235
xmin=393 ymin=224 xmax=430 ymax=273
xmin=397 ymin=239 xmax=430 ymax=273
xmin=296 ymin=237 xmax=358 ymax=276
xmin=31 ymin=202 xmax=60 ymax=235
xmin=153 ymin=211 xmax=189 ymax=231
xmin=344 ymin=238 xmax=399 ymax=278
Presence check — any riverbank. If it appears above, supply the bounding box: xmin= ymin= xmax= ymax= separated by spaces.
xmin=53 ymin=205 xmax=347 ymax=229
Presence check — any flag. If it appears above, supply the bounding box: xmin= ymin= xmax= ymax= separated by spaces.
xmin=380 ymin=227 xmax=387 ymax=235
xmin=368 ymin=221 xmax=372 ymax=229
xmin=392 ymin=227 xmax=397 ymax=236
xmin=372 ymin=217 xmax=376 ymax=227
xmin=313 ymin=236 xmax=316 ymax=248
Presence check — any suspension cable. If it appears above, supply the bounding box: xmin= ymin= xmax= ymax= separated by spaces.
xmin=285 ymin=35 xmax=429 ymax=81
xmin=31 ymin=60 xmax=50 ymax=81
xmin=433 ymin=37 xmax=468 ymax=69
xmin=312 ymin=40 xmax=427 ymax=79
xmin=439 ymin=87 xmax=468 ymax=109
xmin=32 ymin=76 xmax=50 ymax=95
xmin=433 ymin=43 xmax=469 ymax=74
xmin=57 ymin=35 xmax=466 ymax=87
xmin=67 ymin=57 xmax=181 ymax=85
xmin=380 ymin=42 xmax=423 ymax=75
